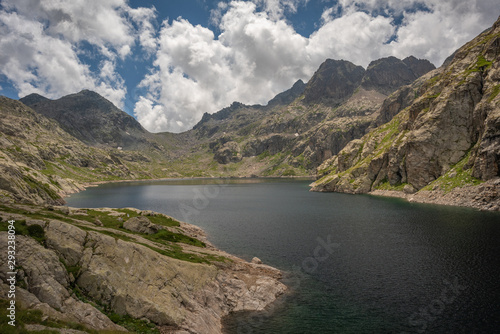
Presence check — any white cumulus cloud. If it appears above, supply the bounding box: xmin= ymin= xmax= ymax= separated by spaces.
xmin=136 ymin=0 xmax=498 ymax=133
xmin=0 ymin=0 xmax=156 ymax=108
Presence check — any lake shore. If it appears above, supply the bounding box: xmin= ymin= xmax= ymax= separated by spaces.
xmin=369 ymin=178 xmax=500 ymax=211
xmin=0 ymin=201 xmax=287 ymax=334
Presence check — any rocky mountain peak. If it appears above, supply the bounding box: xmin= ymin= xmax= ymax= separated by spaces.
xmin=361 ymin=56 xmax=435 ymax=95
xmin=267 ymin=79 xmax=306 ymax=107
xmin=19 ymin=93 xmax=50 ymax=106
xmin=303 ymin=59 xmax=365 ymax=105
xmin=193 ymin=101 xmax=249 ymax=130
xmin=20 ymin=90 xmax=150 ymax=149
xmin=57 ymin=89 xmax=121 ymax=114
xmin=402 ymin=56 xmax=436 ymax=77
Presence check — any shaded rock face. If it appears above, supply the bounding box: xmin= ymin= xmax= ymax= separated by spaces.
xmin=267 ymin=79 xmax=306 ymax=107
xmin=403 ymin=56 xmax=436 ymax=78
xmin=243 ymin=134 xmax=295 ymax=157
xmin=361 ymin=56 xmax=436 ymax=95
xmin=303 ymin=59 xmax=365 ymax=105
xmin=20 ymin=90 xmax=150 ymax=150
xmin=17 ymin=93 xmax=49 ymax=106
xmin=372 ymin=83 xmax=423 ymax=127
xmin=311 ymin=16 xmax=500 ymax=209
xmin=214 ymin=141 xmax=242 ymax=164
xmin=193 ymin=102 xmax=250 ymax=130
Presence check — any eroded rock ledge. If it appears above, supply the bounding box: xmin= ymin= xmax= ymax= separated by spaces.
xmin=0 ymin=204 xmax=286 ymax=333
xmin=369 ymin=178 xmax=500 ymax=211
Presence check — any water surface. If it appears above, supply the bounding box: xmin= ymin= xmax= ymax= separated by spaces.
xmin=67 ymin=178 xmax=500 ymax=333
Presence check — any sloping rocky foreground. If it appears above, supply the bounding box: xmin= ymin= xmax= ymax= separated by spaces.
xmin=0 ymin=204 xmax=285 ymax=333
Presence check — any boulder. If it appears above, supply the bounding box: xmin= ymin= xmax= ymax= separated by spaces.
xmin=123 ymin=216 xmax=162 ymax=234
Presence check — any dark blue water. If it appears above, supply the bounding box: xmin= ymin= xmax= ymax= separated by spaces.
xmin=66 ymin=178 xmax=500 ymax=333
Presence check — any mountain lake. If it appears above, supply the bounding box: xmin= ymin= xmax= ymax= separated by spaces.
xmin=66 ymin=178 xmax=500 ymax=333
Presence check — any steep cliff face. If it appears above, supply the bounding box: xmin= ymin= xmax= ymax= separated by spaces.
xmin=0 ymin=205 xmax=285 ymax=333
xmin=311 ymin=17 xmax=500 ymax=210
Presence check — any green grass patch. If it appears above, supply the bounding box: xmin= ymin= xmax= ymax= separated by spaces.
xmin=82 ymin=210 xmax=124 ymax=229
xmin=137 ymin=242 xmax=209 ymax=264
xmin=0 ymin=298 xmax=94 ymax=333
xmin=79 ymin=224 xmax=211 ymax=264
xmin=372 ymin=116 xmax=401 ymax=155
xmin=0 ymin=220 xmax=46 ymax=245
xmin=421 ymin=152 xmax=483 ymax=193
xmin=375 ymin=180 xmax=407 ymax=191
xmin=62 ymin=261 xmax=81 ymax=278
xmin=463 ymin=54 xmax=493 ymax=77
xmin=145 ymin=215 xmax=180 ymax=228
xmin=107 ymin=313 xmax=159 ymax=334
xmin=256 ymin=150 xmax=271 ymax=161
xmin=146 ymin=229 xmax=205 ymax=248
xmin=488 ymin=84 xmax=500 ymax=102
xmin=426 ymin=93 xmax=440 ymax=99
xmin=475 ymin=54 xmax=493 ymax=69
xmin=427 ymin=74 xmax=442 ymax=86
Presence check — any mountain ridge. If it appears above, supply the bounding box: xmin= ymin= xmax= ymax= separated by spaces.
xmin=185 ymin=55 xmax=435 ymax=175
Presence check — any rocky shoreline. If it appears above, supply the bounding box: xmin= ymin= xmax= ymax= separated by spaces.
xmin=0 ymin=203 xmax=286 ymax=334
xmin=369 ymin=178 xmax=500 ymax=212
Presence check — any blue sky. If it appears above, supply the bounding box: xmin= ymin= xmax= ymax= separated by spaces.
xmin=0 ymin=0 xmax=498 ymax=133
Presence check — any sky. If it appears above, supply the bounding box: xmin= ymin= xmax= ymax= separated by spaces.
xmin=0 ymin=1 xmax=498 ymax=133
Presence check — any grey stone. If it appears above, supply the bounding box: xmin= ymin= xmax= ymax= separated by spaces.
xmin=122 ymin=216 xmax=161 ymax=234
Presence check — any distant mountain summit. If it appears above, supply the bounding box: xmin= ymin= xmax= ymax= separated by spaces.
xmin=361 ymin=56 xmax=435 ymax=95
xmin=402 ymin=55 xmax=436 ymax=77
xmin=303 ymin=59 xmax=365 ymax=105
xmin=302 ymin=56 xmax=435 ymax=105
xmin=267 ymin=79 xmax=306 ymax=107
xmin=21 ymin=90 xmax=151 ymax=150
xmin=17 ymin=92 xmax=50 ymax=106
xmin=194 ymin=79 xmax=307 ymax=131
